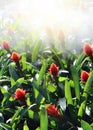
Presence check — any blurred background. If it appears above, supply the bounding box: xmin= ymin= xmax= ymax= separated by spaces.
xmin=0 ymin=0 xmax=93 ymax=52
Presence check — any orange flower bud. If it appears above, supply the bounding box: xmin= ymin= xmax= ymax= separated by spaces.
xmin=11 ymin=52 xmax=21 ymax=62
xmin=46 ymin=104 xmax=61 ymax=118
xmin=14 ymin=88 xmax=26 ymax=103
xmin=49 ymin=63 xmax=59 ymax=76
xmin=83 ymin=43 xmax=93 ymax=57
xmin=80 ymin=70 xmax=90 ymax=82
xmin=2 ymin=40 xmax=10 ymax=51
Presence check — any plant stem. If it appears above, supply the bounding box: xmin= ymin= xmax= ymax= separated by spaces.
xmin=65 ymin=80 xmax=73 ymax=105
xmin=71 ymin=66 xmax=80 ymax=101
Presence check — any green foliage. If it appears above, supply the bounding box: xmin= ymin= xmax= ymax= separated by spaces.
xmin=32 ymin=40 xmax=42 ymax=62
xmin=23 ymin=121 xmax=29 ymax=130
xmin=0 ymin=14 xmax=93 ymax=130
xmin=40 ymin=106 xmax=48 ymax=130
xmin=81 ymin=120 xmax=92 ymax=130
xmin=71 ymin=65 xmax=80 ymax=100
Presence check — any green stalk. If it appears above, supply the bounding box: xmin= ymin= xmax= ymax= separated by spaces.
xmin=65 ymin=80 xmax=73 ymax=105
xmin=78 ymin=71 xmax=93 ymax=118
xmin=65 ymin=80 xmax=78 ymax=121
xmin=40 ymin=106 xmax=48 ymax=130
xmin=71 ymin=66 xmax=80 ymax=101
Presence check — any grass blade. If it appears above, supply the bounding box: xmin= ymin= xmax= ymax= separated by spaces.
xmin=71 ymin=66 xmax=80 ymax=101
xmin=32 ymin=40 xmax=42 ymax=62
xmin=65 ymin=80 xmax=73 ymax=105
xmin=40 ymin=106 xmax=48 ymax=130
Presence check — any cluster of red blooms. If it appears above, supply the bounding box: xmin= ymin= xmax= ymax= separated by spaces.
xmin=14 ymin=89 xmax=61 ymax=117
xmin=2 ymin=41 xmax=25 ymax=104
xmin=80 ymin=43 xmax=92 ymax=82
xmin=46 ymin=104 xmax=61 ymax=118
xmin=2 ymin=40 xmax=21 ymax=63
xmin=3 ymin=40 xmax=92 ymax=118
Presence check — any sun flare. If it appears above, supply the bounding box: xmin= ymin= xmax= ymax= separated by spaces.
xmin=12 ymin=0 xmax=85 ymax=32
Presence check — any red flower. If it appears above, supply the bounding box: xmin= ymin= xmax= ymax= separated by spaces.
xmin=14 ymin=88 xmax=26 ymax=103
xmin=46 ymin=104 xmax=61 ymax=117
xmin=83 ymin=43 xmax=93 ymax=57
xmin=11 ymin=52 xmax=21 ymax=62
xmin=2 ymin=40 xmax=10 ymax=51
xmin=80 ymin=70 xmax=90 ymax=82
xmin=49 ymin=63 xmax=59 ymax=76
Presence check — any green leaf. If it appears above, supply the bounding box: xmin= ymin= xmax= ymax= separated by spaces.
xmin=36 ymin=128 xmax=40 ymax=130
xmin=75 ymin=53 xmax=85 ymax=67
xmin=9 ymin=63 xmax=19 ymax=81
xmin=71 ymin=65 xmax=80 ymax=100
xmin=65 ymin=80 xmax=73 ymax=105
xmin=0 ymin=113 xmax=4 ymax=130
xmin=23 ymin=121 xmax=29 ymax=130
xmin=47 ymin=84 xmax=57 ymax=93
xmin=40 ymin=106 xmax=48 ymax=130
xmin=9 ymin=78 xmax=24 ymax=95
xmin=33 ymin=81 xmax=48 ymax=101
xmin=0 ymin=113 xmax=4 ymax=123
xmin=27 ymin=110 xmax=35 ymax=119
xmin=88 ymin=88 xmax=93 ymax=96
xmin=11 ymin=106 xmax=23 ymax=124
xmin=11 ymin=104 xmax=37 ymax=127
xmin=16 ymin=78 xmax=24 ymax=85
xmin=28 ymin=110 xmax=39 ymax=121
xmin=81 ymin=120 xmax=92 ymax=130
xmin=19 ymin=104 xmax=36 ymax=119
xmin=0 ymin=58 xmax=9 ymax=76
xmin=10 ymin=78 xmax=16 ymax=87
xmin=0 ymin=123 xmax=11 ymax=130
xmin=91 ymin=123 xmax=93 ymax=128
xmin=58 ymin=77 xmax=68 ymax=82
xmin=51 ymin=49 xmax=64 ymax=69
xmin=32 ymin=40 xmax=42 ymax=62
xmin=21 ymin=54 xmax=27 ymax=71
xmin=37 ymin=60 xmax=48 ymax=86
xmin=1 ymin=87 xmax=11 ymax=106
xmin=1 ymin=87 xmax=8 ymax=94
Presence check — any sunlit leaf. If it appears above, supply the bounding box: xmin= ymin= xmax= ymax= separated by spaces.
xmin=81 ymin=120 xmax=92 ymax=130
xmin=65 ymin=80 xmax=73 ymax=105
xmin=32 ymin=40 xmax=42 ymax=62
xmin=58 ymin=77 xmax=68 ymax=82
xmin=23 ymin=121 xmax=29 ymax=130
xmin=40 ymin=106 xmax=48 ymax=130
xmin=71 ymin=65 xmax=80 ymax=100
xmin=47 ymin=83 xmax=57 ymax=93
